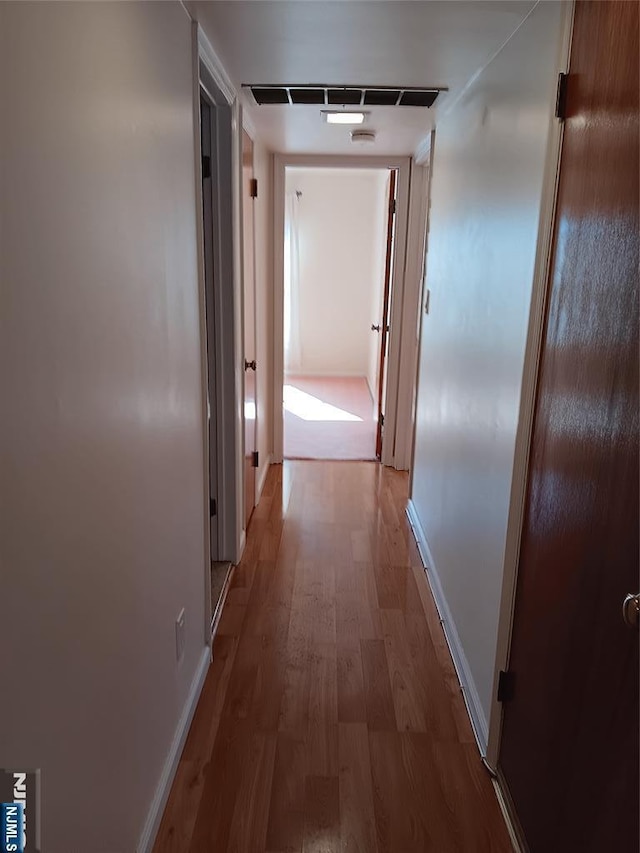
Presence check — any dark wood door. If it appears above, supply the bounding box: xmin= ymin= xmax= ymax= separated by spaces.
xmin=242 ymin=130 xmax=257 ymax=526
xmin=375 ymin=169 xmax=397 ymax=459
xmin=499 ymin=4 xmax=639 ymax=852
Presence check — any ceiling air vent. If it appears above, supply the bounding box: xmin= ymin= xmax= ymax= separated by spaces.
xmin=246 ymin=85 xmax=444 ymax=108
xmin=251 ymin=87 xmax=289 ymax=105
xmin=399 ymin=90 xmax=439 ymax=107
xmin=327 ymin=88 xmax=362 ymax=105
xmin=289 ymin=88 xmax=326 ymax=104
xmin=363 ymin=90 xmax=401 ymax=106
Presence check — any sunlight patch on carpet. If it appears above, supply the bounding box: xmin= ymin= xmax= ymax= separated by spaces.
xmin=284 ymin=384 xmax=363 ymax=422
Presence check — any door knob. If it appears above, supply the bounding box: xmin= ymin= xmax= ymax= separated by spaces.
xmin=622 ymin=593 xmax=640 ymax=629
xmin=371 ymin=324 xmax=381 ymax=332
xmin=244 ymin=359 xmax=256 ymax=371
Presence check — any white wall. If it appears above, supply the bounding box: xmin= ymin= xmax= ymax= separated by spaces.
xmin=0 ymin=4 xmax=208 ymax=850
xmin=253 ymin=140 xmax=274 ymax=497
xmin=410 ymin=1 xmax=565 ymax=743
xmin=285 ymin=168 xmax=388 ymax=384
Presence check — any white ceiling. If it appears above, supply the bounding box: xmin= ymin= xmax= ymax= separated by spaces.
xmin=191 ymin=1 xmax=537 ymax=156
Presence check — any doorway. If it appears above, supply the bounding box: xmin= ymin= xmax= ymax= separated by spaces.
xmin=197 ymin=55 xmax=243 ymax=636
xmin=199 ymin=85 xmax=234 ymax=636
xmin=282 ymin=166 xmax=396 ymax=460
xmin=242 ymin=130 xmax=258 ymax=524
xmin=200 ymin=91 xmax=219 ymax=560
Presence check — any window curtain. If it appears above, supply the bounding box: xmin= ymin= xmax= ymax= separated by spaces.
xmin=284 ymin=192 xmax=302 ymax=373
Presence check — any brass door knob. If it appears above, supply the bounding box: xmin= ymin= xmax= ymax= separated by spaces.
xmin=622 ymin=593 xmax=640 ymax=628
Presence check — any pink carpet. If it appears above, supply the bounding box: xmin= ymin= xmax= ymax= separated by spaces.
xmin=284 ymin=375 xmax=377 ymax=460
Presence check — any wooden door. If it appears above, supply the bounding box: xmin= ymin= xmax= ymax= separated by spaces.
xmin=242 ymin=130 xmax=257 ymax=526
xmin=499 ymin=4 xmax=639 ymax=852
xmin=375 ymin=169 xmax=397 ymax=459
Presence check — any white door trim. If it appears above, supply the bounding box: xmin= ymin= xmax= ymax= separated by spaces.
xmin=485 ymin=0 xmax=576 ymax=770
xmin=197 ymin=25 xmax=236 ymax=104
xmin=393 ymin=159 xmax=429 ymax=471
xmin=272 ymin=153 xmax=419 ymax=468
xmin=196 ymin=24 xmax=245 ymax=568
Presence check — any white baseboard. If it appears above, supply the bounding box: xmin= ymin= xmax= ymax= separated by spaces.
xmin=405 ymin=500 xmax=489 ymax=753
xmin=256 ymin=453 xmax=272 ymax=503
xmin=366 ymin=376 xmax=376 ymax=404
xmin=236 ymin=528 xmax=246 ymax=565
xmin=137 ymin=647 xmax=211 ymax=853
xmin=285 ymin=370 xmax=368 ymax=379
xmin=493 ymin=776 xmax=526 ymax=853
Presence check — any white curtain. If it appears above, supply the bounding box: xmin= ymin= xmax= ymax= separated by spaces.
xmin=284 ymin=192 xmax=302 ymax=373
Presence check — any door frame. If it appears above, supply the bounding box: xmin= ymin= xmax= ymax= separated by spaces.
xmin=273 ymin=154 xmax=418 ymax=468
xmin=486 ymin=0 xmax=575 ymax=771
xmin=239 ymin=115 xmax=272 ymax=510
xmin=194 ymin=23 xmax=246 ymax=616
xmin=375 ymin=168 xmax=398 ymax=460
xmin=408 ymin=132 xmax=434 ymax=496
xmin=198 ymin=89 xmax=219 ymax=567
xmin=241 ymin=128 xmax=258 ymax=525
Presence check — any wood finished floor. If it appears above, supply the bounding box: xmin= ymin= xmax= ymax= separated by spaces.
xmin=153 ymin=461 xmax=512 ymax=853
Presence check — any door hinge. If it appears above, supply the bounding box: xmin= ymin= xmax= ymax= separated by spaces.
xmin=210 ymin=497 xmax=217 ymax=517
xmin=390 ymin=198 xmax=396 ymax=216
xmin=252 ymin=450 xmax=259 ymax=468
xmin=497 ymin=669 xmax=515 ymax=703
xmin=202 ymin=155 xmax=211 ymax=179
xmin=555 ymin=72 xmax=568 ymax=121
xmin=250 ymin=178 xmax=258 ymax=198
xmin=379 ymin=413 xmax=385 ymax=427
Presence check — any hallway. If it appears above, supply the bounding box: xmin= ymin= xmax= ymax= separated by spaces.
xmin=154 ymin=461 xmax=512 ymax=852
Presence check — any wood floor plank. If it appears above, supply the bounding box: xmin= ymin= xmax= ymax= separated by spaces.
xmin=361 ymin=638 xmax=397 ymax=731
xmin=350 ymin=529 xmax=373 ymax=563
xmin=379 ymin=608 xmax=430 ymax=732
xmin=217 ymin=603 xmax=247 ymax=637
xmin=335 ymin=578 xmax=360 ymax=644
xmin=187 ymin=717 xmax=248 ymax=852
xmin=302 ymin=776 xmax=340 ymax=853
xmin=369 ymin=731 xmax=445 ymax=852
xmin=307 ymin=641 xmax=338 ymax=725
xmin=225 ymin=730 xmax=277 ymax=853
xmin=219 ymin=634 xmax=264 ymax=723
xmin=306 ymin=721 xmax=339 ymax=777
xmin=153 ymin=461 xmax=512 ymax=853
xmin=265 ymin=731 xmax=306 ymax=853
xmin=337 ymin=639 xmax=366 ymax=723
xmin=369 ymin=730 xmax=424 ymax=852
xmin=339 ymin=722 xmax=379 ymax=853
xmin=226 ymin=560 xmax=256 ymax=607
xmin=358 ymin=563 xmax=383 ymax=640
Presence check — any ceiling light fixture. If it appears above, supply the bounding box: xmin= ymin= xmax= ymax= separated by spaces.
xmin=322 ymin=111 xmax=366 ymax=125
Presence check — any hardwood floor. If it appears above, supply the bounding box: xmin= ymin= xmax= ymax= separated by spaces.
xmin=153 ymin=461 xmax=512 ymax=853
